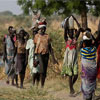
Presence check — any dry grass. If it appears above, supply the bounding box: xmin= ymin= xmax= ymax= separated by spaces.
xmin=0 ymin=15 xmax=99 ymax=77
xmin=0 ymin=15 xmax=100 ymax=100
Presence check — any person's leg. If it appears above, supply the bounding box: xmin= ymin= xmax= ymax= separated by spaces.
xmin=20 ymin=55 xmax=26 ymax=88
xmin=36 ymin=73 xmax=40 ymax=86
xmin=6 ymin=76 xmax=10 ymax=84
xmin=32 ymin=73 xmax=36 ymax=85
xmin=72 ymin=75 xmax=78 ymax=85
xmin=40 ymin=73 xmax=45 ymax=88
xmin=11 ymin=73 xmax=16 ymax=86
xmin=37 ymin=54 xmax=45 ymax=88
xmin=69 ymin=76 xmax=75 ymax=94
xmin=86 ymin=96 xmax=92 ymax=100
xmin=11 ymin=76 xmax=15 ymax=85
xmin=37 ymin=54 xmax=49 ymax=88
xmin=20 ymin=73 xmax=25 ymax=88
xmin=15 ymin=75 xmax=18 ymax=87
xmin=41 ymin=54 xmax=49 ymax=87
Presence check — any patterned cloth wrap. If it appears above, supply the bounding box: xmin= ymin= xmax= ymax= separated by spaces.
xmin=26 ymin=39 xmax=40 ymax=75
xmin=62 ymin=38 xmax=78 ymax=76
xmin=80 ymin=47 xmax=96 ymax=60
xmin=4 ymin=35 xmax=15 ymax=76
xmin=80 ymin=47 xmax=97 ymax=99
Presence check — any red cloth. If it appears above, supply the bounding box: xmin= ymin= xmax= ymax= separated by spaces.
xmin=66 ymin=38 xmax=76 ymax=50
xmin=39 ymin=21 xmax=47 ymax=25
xmin=97 ymin=44 xmax=100 ymax=79
xmin=5 ymin=35 xmax=16 ymax=42
xmin=13 ymin=36 xmax=16 ymax=42
xmin=4 ymin=34 xmax=16 ymax=42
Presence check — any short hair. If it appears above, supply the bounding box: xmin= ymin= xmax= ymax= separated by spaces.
xmin=83 ymin=40 xmax=92 ymax=47
xmin=8 ymin=26 xmax=13 ymax=31
xmin=85 ymin=28 xmax=91 ymax=32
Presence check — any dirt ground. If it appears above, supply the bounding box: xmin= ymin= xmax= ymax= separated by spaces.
xmin=0 ymin=75 xmax=100 ymax=100
xmin=0 ymin=77 xmax=83 ymax=100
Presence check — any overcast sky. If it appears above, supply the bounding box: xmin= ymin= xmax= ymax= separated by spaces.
xmin=0 ymin=0 xmax=22 ymax=15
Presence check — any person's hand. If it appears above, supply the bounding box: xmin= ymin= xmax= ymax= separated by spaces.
xmin=33 ymin=60 xmax=38 ymax=67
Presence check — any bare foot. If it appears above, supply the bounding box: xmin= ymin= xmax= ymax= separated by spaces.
xmin=6 ymin=80 xmax=9 ymax=84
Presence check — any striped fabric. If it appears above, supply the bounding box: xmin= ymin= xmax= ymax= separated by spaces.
xmin=80 ymin=47 xmax=96 ymax=60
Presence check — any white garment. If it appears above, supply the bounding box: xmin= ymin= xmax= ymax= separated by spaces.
xmin=26 ymin=39 xmax=40 ymax=74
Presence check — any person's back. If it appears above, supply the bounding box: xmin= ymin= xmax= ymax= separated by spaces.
xmin=80 ymin=32 xmax=97 ymax=100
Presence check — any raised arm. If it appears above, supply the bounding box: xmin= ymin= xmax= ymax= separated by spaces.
xmin=71 ymin=15 xmax=81 ymax=28
xmin=95 ymin=31 xmax=100 ymax=48
xmin=64 ymin=27 xmax=68 ymax=42
xmin=64 ymin=18 xmax=69 ymax=42
xmin=76 ymin=28 xmax=84 ymax=40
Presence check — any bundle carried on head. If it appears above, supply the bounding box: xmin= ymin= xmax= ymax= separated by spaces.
xmin=68 ymin=16 xmax=74 ymax=29
xmin=31 ymin=17 xmax=47 ymax=30
xmin=61 ymin=15 xmax=80 ymax=29
xmin=61 ymin=15 xmax=74 ymax=29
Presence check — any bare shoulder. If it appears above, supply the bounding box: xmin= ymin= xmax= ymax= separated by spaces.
xmin=35 ymin=33 xmax=40 ymax=38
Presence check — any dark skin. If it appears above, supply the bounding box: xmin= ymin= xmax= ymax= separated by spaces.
xmin=80 ymin=28 xmax=98 ymax=49
xmin=80 ymin=29 xmax=98 ymax=100
xmin=64 ymin=15 xmax=84 ymax=95
xmin=24 ymin=31 xmax=29 ymax=41
xmin=14 ymin=31 xmax=27 ymax=88
xmin=33 ymin=27 xmax=58 ymax=88
xmin=68 ymin=28 xmax=84 ymax=94
xmin=81 ymin=40 xmax=93 ymax=100
xmin=3 ymin=27 xmax=15 ymax=62
xmin=33 ymin=27 xmax=58 ymax=64
xmin=14 ymin=32 xmax=25 ymax=58
xmin=14 ymin=31 xmax=27 ymax=64
xmin=26 ymin=29 xmax=40 ymax=86
xmin=26 ymin=29 xmax=38 ymax=67
xmin=3 ymin=27 xmax=15 ymax=85
xmin=64 ymin=15 xmax=82 ymax=42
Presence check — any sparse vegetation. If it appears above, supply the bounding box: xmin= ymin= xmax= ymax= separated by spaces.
xmin=0 ymin=12 xmax=100 ymax=100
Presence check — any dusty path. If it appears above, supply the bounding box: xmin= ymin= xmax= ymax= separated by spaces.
xmin=0 ymin=77 xmax=100 ymax=100
xmin=0 ymin=78 xmax=83 ymax=100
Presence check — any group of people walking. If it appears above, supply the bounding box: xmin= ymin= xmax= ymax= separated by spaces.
xmin=2 ymin=15 xmax=100 ymax=100
xmin=3 ymin=26 xmax=29 ymax=88
xmin=3 ymin=18 xmax=57 ymax=89
xmin=61 ymin=15 xmax=100 ymax=100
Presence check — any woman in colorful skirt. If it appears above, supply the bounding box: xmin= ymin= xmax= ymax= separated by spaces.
xmin=61 ymin=15 xmax=83 ymax=95
xmin=80 ymin=30 xmax=97 ymax=100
